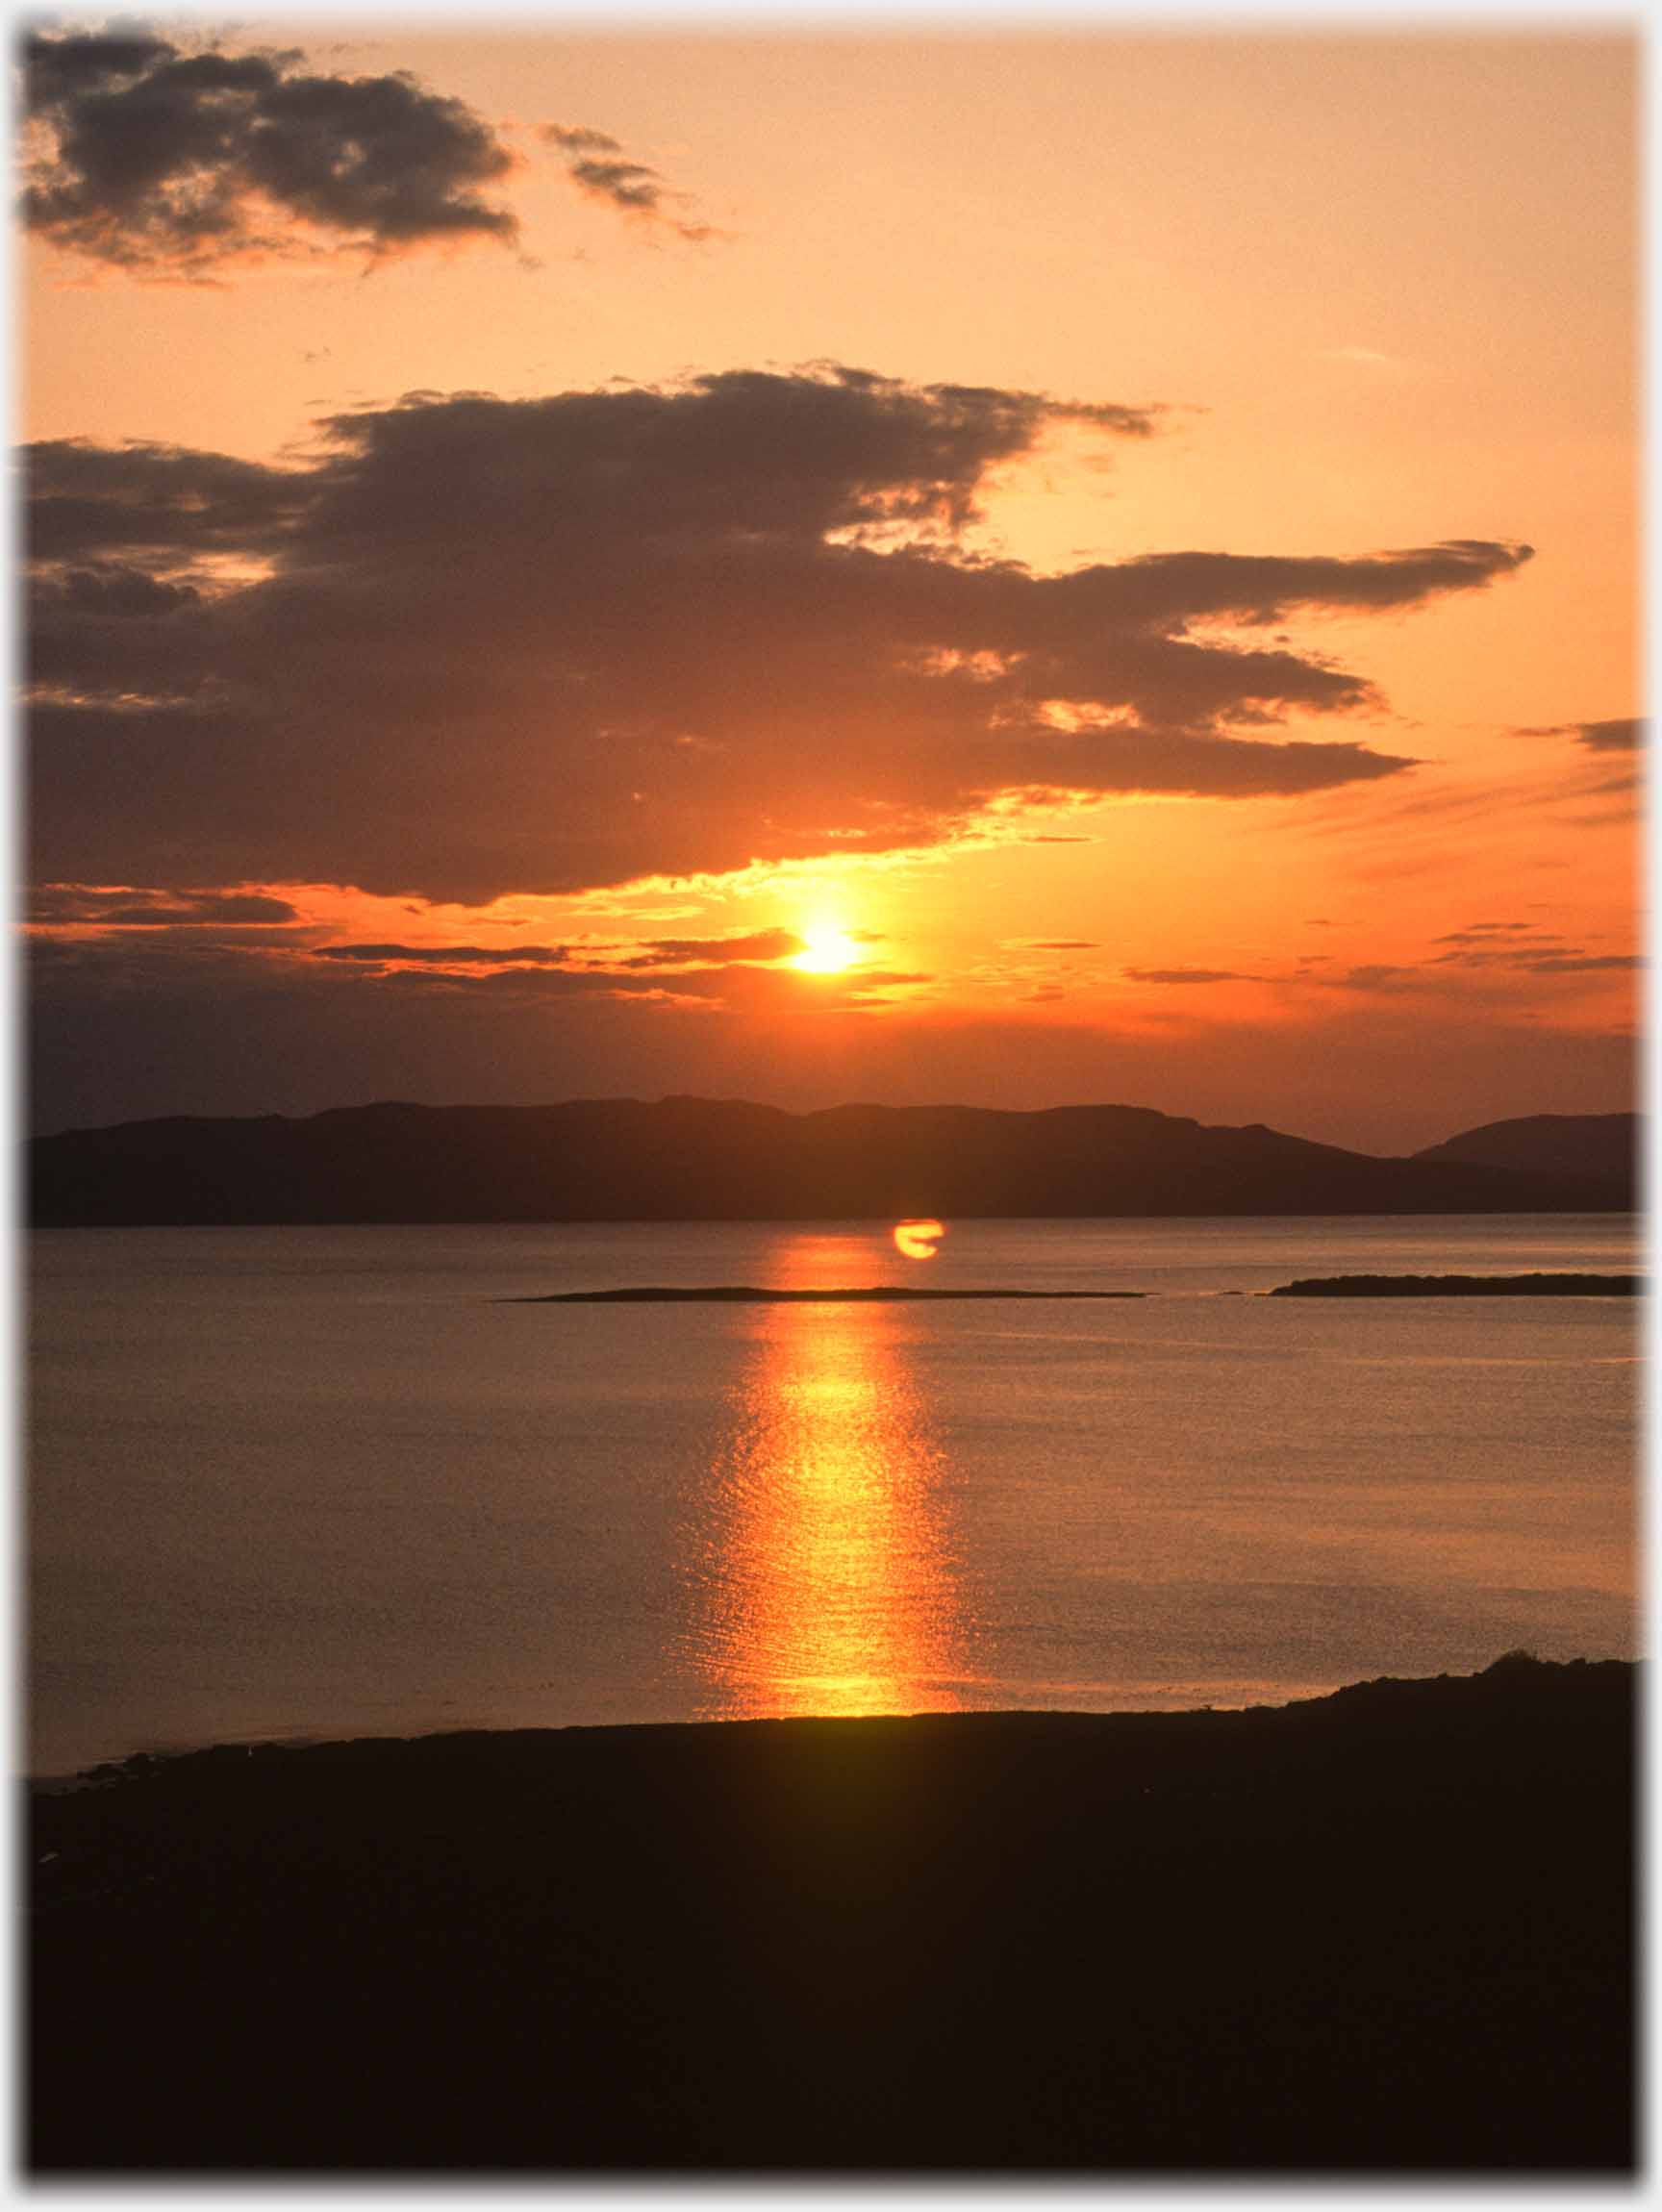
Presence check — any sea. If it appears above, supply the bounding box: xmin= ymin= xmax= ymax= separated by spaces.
xmin=28 ymin=1214 xmax=1641 ymax=1777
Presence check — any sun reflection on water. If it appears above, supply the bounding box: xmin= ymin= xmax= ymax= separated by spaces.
xmin=681 ymin=1257 xmax=975 ymax=1720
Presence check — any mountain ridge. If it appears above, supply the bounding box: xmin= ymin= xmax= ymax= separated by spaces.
xmin=28 ymin=1098 xmax=1637 ymax=1226
xmin=1414 ymin=1110 xmax=1637 ymax=1184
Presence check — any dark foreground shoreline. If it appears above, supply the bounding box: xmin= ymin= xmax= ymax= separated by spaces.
xmin=29 ymin=1656 xmax=1634 ymax=2174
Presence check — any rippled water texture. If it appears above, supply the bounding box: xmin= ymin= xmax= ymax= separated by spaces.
xmin=29 ymin=1216 xmax=1639 ymax=1772
xmin=682 ymin=1296 xmax=970 ymax=1719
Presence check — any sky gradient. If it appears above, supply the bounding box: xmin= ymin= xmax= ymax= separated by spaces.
xmin=22 ymin=19 xmax=1640 ymax=1150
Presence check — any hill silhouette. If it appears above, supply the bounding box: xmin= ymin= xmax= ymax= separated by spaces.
xmin=1414 ymin=1111 xmax=1637 ymax=1187
xmin=27 ymin=1097 xmax=1636 ymax=1225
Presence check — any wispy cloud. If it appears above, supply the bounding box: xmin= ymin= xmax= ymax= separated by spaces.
xmin=31 ymin=881 xmax=301 ymax=927
xmin=1515 ymin=716 xmax=1647 ymax=753
xmin=542 ymin=122 xmax=716 ymax=241
xmin=1121 ymin=967 xmax=1255 ymax=986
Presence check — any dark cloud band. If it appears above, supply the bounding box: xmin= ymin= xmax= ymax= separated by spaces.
xmin=24 ymin=364 xmax=1530 ymax=903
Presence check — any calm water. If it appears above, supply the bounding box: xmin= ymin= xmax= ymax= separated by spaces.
xmin=29 ymin=1215 xmax=1640 ymax=1775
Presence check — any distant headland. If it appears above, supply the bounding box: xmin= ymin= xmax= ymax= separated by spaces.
xmin=28 ymin=1100 xmax=1636 ymax=1228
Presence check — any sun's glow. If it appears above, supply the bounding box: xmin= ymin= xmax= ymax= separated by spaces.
xmin=894 ymin=1219 xmax=945 ymax=1261
xmin=791 ymin=921 xmax=862 ymax=974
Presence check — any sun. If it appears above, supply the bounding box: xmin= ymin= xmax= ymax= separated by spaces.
xmin=791 ymin=921 xmax=862 ymax=974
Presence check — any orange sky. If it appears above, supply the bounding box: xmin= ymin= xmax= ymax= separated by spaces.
xmin=22 ymin=19 xmax=1640 ymax=1148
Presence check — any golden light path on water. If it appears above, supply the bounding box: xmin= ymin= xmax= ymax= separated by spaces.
xmin=683 ymin=1237 xmax=975 ymax=1720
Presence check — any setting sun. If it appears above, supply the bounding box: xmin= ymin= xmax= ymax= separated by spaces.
xmin=792 ymin=923 xmax=862 ymax=975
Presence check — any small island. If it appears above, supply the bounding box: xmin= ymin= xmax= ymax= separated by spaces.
xmin=508 ymin=1285 xmax=1148 ymax=1304
xmin=1266 ymin=1272 xmax=1640 ymax=1298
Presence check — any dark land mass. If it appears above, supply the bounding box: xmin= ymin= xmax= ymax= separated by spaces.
xmin=30 ymin=1656 xmax=1633 ymax=2175
xmin=511 ymin=1284 xmax=1147 ymax=1303
xmin=1268 ymin=1271 xmax=1640 ymax=1298
xmin=28 ymin=1096 xmax=1638 ymax=1225
xmin=1415 ymin=1111 xmax=1638 ymax=1188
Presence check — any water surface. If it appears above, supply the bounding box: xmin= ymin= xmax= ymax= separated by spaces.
xmin=29 ymin=1215 xmax=1639 ymax=1773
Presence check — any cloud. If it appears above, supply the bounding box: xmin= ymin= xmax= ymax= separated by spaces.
xmin=1424 ymin=921 xmax=1632 ymax=975
xmin=1343 ymin=940 xmax=1641 ymax=988
xmin=27 ymin=440 xmax=305 ymax=561
xmin=309 ymin=927 xmax=806 ymax=972
xmin=1574 ymin=717 xmax=1646 ymax=752
xmin=1121 ymin=968 xmax=1254 ymax=986
xmin=1003 ymin=939 xmax=1099 ymax=950
xmin=1065 ymin=539 xmax=1530 ymax=629
xmin=1107 ymin=933 xmax=1642 ymax=1002
xmin=1432 ymin=921 xmax=1537 ymax=943
xmin=541 ymin=122 xmax=713 ymax=241
xmin=21 ymin=27 xmax=521 ymax=276
xmin=314 ymin=942 xmax=574 ymax=968
xmin=1332 ymin=965 xmax=1418 ymax=993
xmin=1516 ymin=953 xmax=1644 ymax=975
xmin=26 ymin=364 xmax=1531 ymax=904
xmin=612 ymin=929 xmax=806 ymax=968
xmin=1515 ymin=716 xmax=1647 ymax=753
xmin=357 ymin=956 xmax=926 ymax=1013
xmin=30 ymin=881 xmax=300 ymax=926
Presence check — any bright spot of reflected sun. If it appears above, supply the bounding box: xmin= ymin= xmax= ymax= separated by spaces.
xmin=894 ymin=1219 xmax=945 ymax=1261
xmin=792 ymin=922 xmax=862 ymax=974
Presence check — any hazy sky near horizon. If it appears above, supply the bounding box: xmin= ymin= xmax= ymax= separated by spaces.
xmin=22 ymin=13 xmax=1640 ymax=1149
